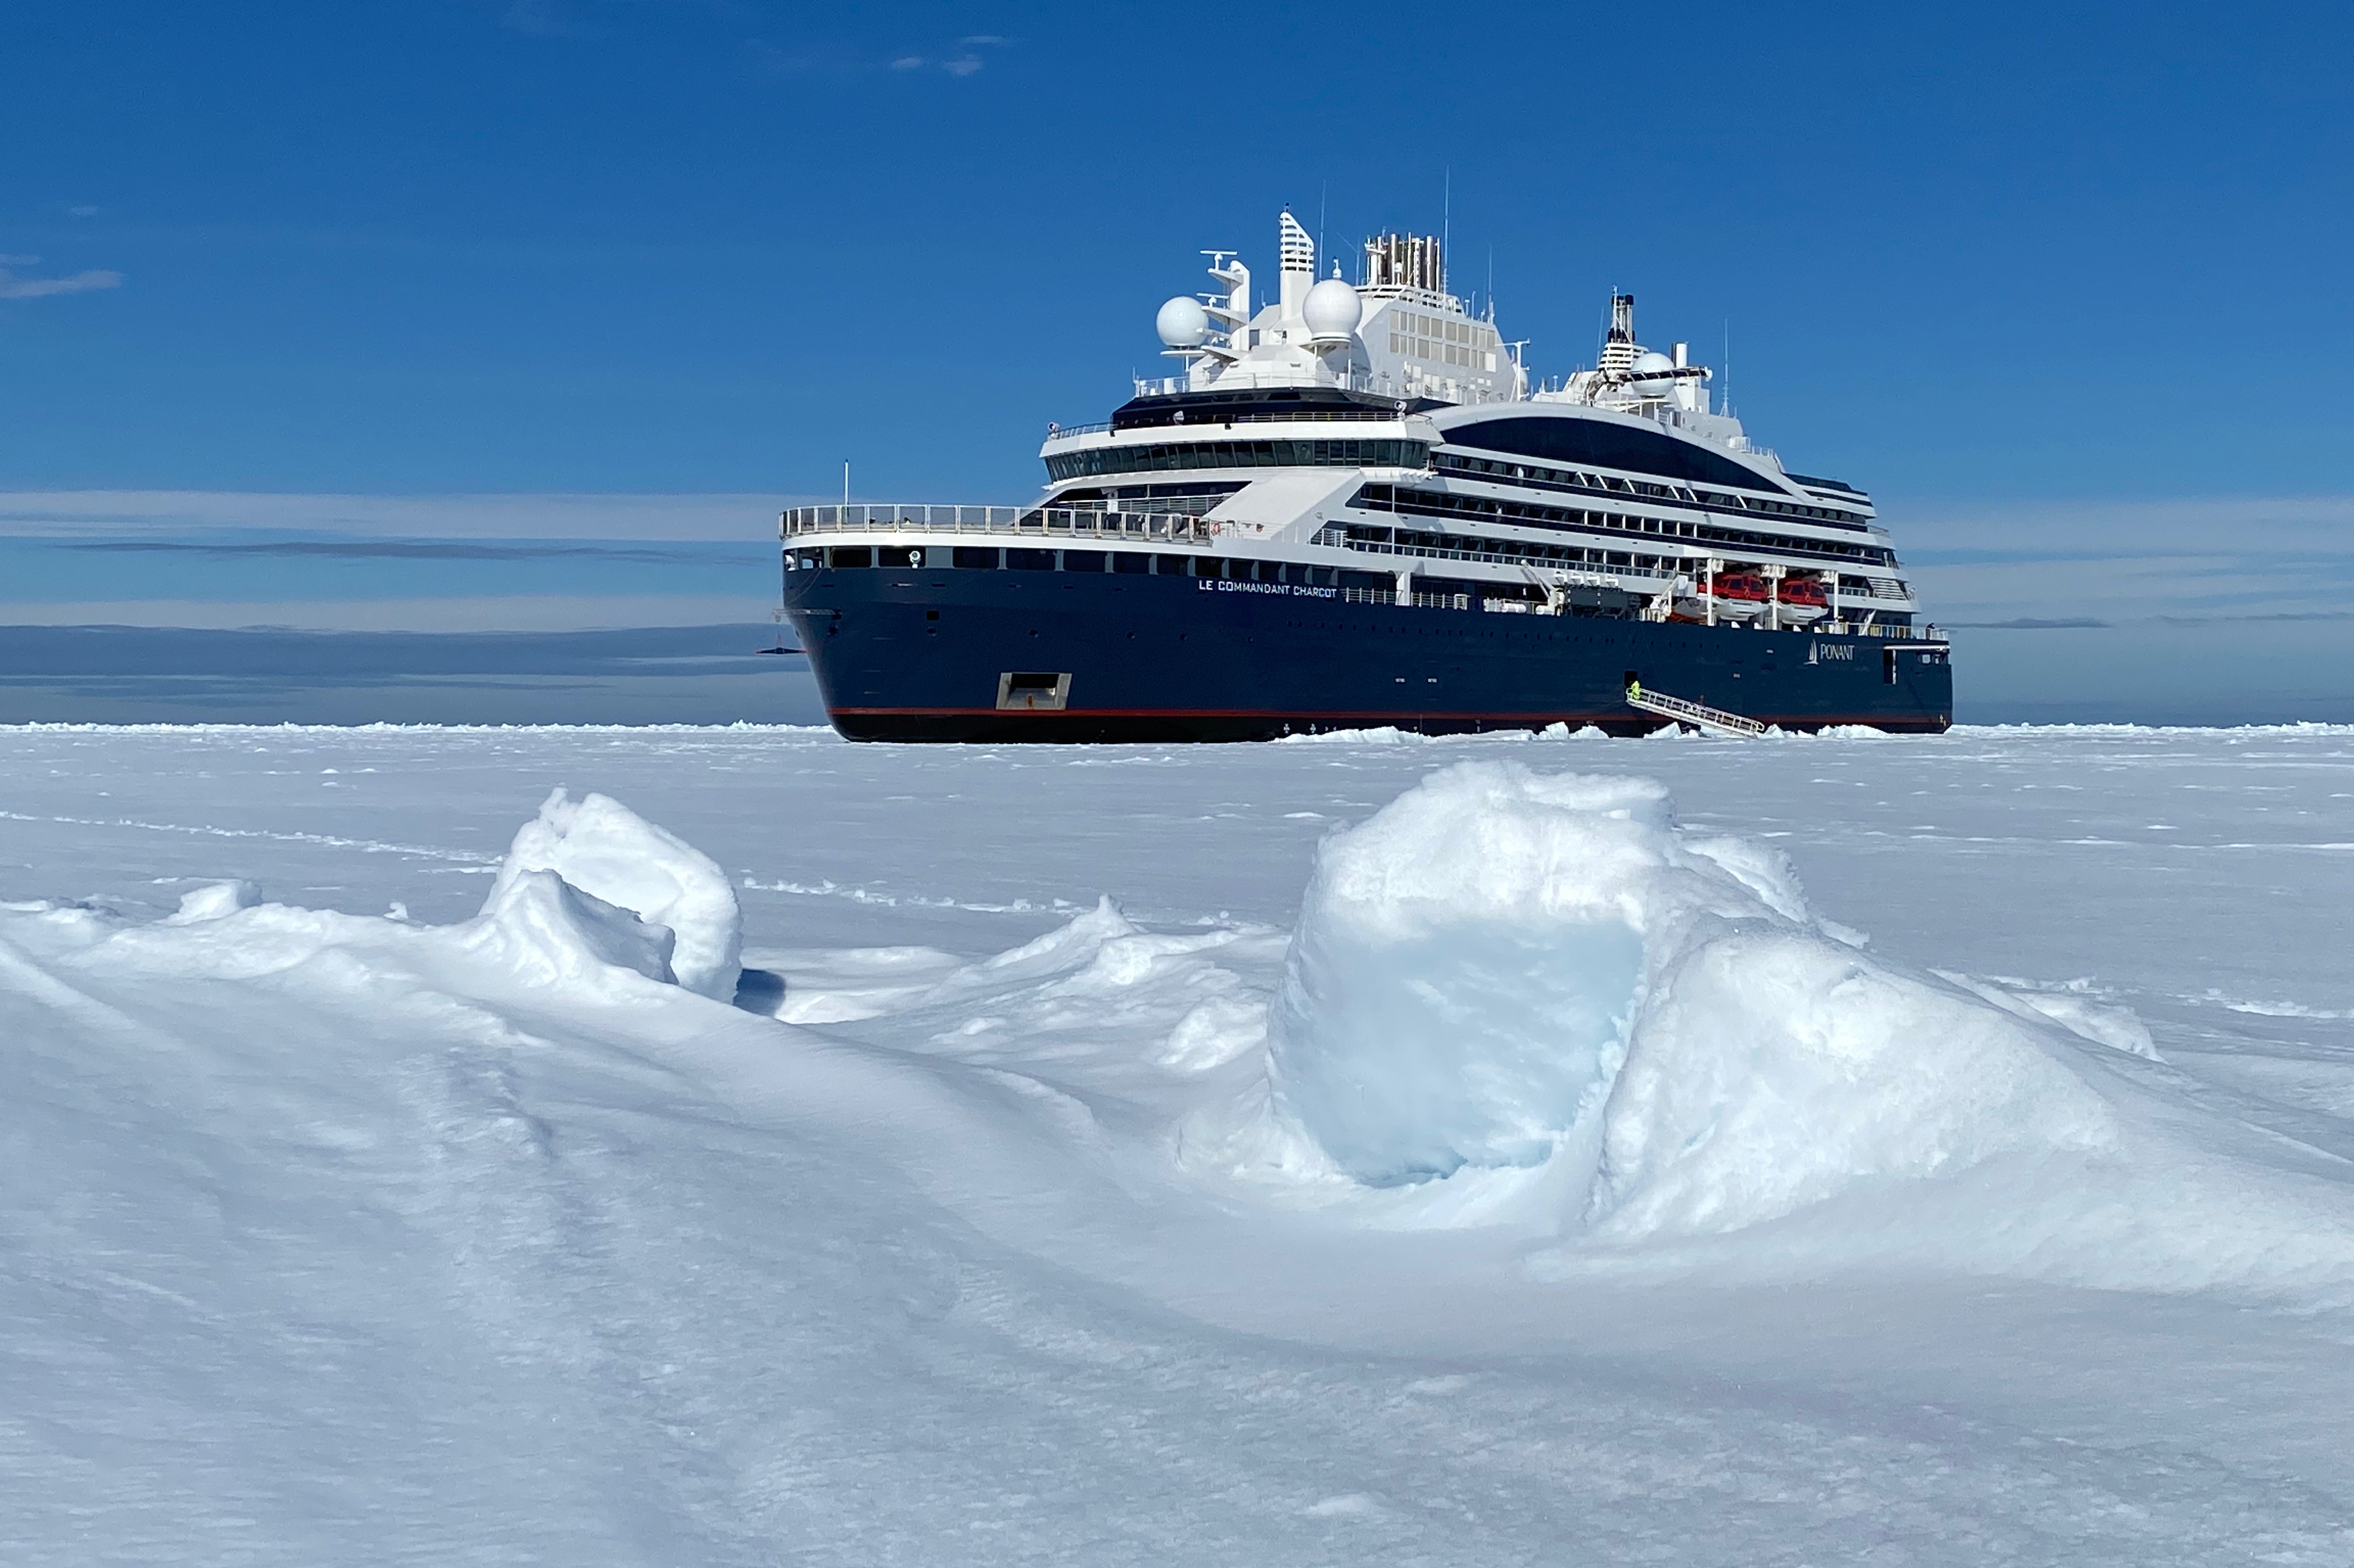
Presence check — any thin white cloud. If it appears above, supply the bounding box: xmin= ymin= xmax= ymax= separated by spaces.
xmin=896 ymin=34 xmax=1007 ymax=75
xmin=68 ymin=205 xmax=100 ymax=218
xmin=0 ymin=490 xmax=823 ymax=543
xmin=0 ymin=266 xmax=122 ymax=300
xmin=753 ymin=34 xmax=1006 ymax=78
xmin=1905 ymin=493 xmax=2354 ymax=553
xmin=0 ymin=594 xmax=777 ymax=633
xmin=1896 ymin=494 xmax=2354 ymax=628
xmin=0 ymin=490 xmax=821 ymax=634
xmin=0 ymin=253 xmax=38 ymax=265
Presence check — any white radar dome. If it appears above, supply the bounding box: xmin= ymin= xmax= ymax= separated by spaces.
xmin=1302 ymin=277 xmax=1363 ymax=340
xmin=1629 ymin=349 xmax=1678 ymax=396
xmin=1155 ymin=295 xmax=1210 ymax=348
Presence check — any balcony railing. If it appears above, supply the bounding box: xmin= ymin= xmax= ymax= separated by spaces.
xmin=781 ymin=503 xmax=1214 ymax=545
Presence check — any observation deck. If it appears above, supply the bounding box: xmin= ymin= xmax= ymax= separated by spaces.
xmin=781 ymin=504 xmax=1216 ymax=546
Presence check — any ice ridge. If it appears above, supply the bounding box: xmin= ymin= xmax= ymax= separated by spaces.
xmin=1264 ymin=762 xmax=2118 ymax=1214
xmin=1244 ymin=761 xmax=2354 ymax=1303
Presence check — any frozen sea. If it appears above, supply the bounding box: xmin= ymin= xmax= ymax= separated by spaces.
xmin=4 ymin=721 xmax=2352 ymax=1565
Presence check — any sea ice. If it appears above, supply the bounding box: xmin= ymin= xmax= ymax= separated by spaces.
xmin=4 ymin=722 xmax=2353 ymax=1565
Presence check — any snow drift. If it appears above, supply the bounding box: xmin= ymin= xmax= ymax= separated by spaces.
xmin=459 ymin=863 xmax=681 ymax=990
xmin=39 ymin=788 xmax=742 ymax=1005
xmin=488 ymin=788 xmax=743 ymax=999
xmin=758 ymin=893 xmax=1281 ymax=1074
xmin=1236 ymin=761 xmax=2354 ymax=1299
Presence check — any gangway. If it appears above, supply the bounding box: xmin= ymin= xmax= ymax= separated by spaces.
xmin=1624 ymin=684 xmax=1767 ymax=738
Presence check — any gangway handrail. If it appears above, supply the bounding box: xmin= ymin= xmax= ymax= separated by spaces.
xmin=1625 ymin=685 xmax=1767 ymax=738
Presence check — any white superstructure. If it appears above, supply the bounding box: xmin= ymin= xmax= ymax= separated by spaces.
xmin=1144 ymin=209 xmax=1522 ymax=407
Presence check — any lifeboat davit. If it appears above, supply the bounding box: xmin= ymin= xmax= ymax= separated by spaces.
xmin=1680 ymin=572 xmax=1832 ymax=624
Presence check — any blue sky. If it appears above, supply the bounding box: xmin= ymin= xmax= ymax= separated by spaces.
xmin=1 ymin=1 xmax=2349 ymax=722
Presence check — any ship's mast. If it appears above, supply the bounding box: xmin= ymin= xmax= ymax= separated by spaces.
xmin=1600 ymin=293 xmax=1638 ymax=375
xmin=1277 ymin=209 xmax=1314 ymax=327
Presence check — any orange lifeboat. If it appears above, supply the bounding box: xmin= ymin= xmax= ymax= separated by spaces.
xmin=1776 ymin=576 xmax=1830 ymax=622
xmin=1704 ymin=572 xmax=1771 ymax=619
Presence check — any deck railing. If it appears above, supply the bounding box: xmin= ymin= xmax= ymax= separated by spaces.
xmin=781 ymin=504 xmax=1214 ymax=545
xmin=1131 ymin=370 xmax=1519 ymax=405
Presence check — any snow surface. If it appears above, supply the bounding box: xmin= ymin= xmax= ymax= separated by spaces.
xmin=3 ymin=722 xmax=2353 ymax=1564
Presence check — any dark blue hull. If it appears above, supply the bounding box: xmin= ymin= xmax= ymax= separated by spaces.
xmin=785 ymin=565 xmax=1952 ymax=741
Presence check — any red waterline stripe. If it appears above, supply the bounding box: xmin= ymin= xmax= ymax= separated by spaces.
xmin=830 ymin=706 xmax=1932 ymax=725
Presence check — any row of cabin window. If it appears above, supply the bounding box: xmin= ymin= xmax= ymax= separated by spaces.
xmin=1336 ymin=528 xmax=1887 ymax=596
xmin=1338 ymin=524 xmax=1669 ymax=574
xmin=1435 ymin=454 xmax=1869 ymax=528
xmin=1356 ymin=484 xmax=1897 ymax=567
xmin=802 ymin=539 xmax=1889 ymax=595
xmin=1043 ymin=438 xmax=1429 ymax=482
xmin=802 ymin=545 xmax=1342 ymax=584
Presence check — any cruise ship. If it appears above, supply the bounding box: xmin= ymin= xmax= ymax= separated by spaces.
xmin=781 ymin=211 xmax=1952 ymax=740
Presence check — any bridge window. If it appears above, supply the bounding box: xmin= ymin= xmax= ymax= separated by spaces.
xmin=953 ymin=546 xmax=998 ymax=570
xmin=1044 ymin=437 xmax=1431 ymax=482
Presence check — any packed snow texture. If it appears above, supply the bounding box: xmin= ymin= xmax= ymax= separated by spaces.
xmin=4 ymin=723 xmax=2353 ymax=1566
xmin=488 ymin=785 xmax=743 ymax=998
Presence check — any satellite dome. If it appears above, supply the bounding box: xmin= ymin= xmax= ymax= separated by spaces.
xmin=1629 ymin=349 xmax=1677 ymax=397
xmin=1155 ymin=295 xmax=1210 ymax=348
xmin=1302 ymin=277 xmax=1363 ymax=340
